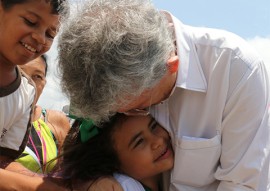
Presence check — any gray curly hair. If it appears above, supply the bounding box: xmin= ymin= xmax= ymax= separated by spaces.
xmin=58 ymin=0 xmax=175 ymax=123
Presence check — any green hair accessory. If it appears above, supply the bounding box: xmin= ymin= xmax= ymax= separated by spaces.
xmin=68 ymin=114 xmax=99 ymax=143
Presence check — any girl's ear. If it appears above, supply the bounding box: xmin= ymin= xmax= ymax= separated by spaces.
xmin=166 ymin=55 xmax=179 ymax=74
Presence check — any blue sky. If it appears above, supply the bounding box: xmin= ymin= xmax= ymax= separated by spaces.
xmin=152 ymin=0 xmax=270 ymax=39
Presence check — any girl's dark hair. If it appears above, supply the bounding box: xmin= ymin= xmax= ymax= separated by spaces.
xmin=1 ymin=0 xmax=68 ymax=15
xmin=60 ymin=113 xmax=126 ymax=183
xmin=40 ymin=54 xmax=48 ymax=76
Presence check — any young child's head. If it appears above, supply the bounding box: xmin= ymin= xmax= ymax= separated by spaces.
xmin=61 ymin=113 xmax=174 ymax=183
xmin=20 ymin=55 xmax=47 ymax=102
xmin=0 ymin=0 xmax=68 ymax=66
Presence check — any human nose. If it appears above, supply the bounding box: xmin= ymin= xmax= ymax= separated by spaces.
xmin=151 ymin=135 xmax=163 ymax=150
xmin=32 ymin=30 xmax=46 ymax=45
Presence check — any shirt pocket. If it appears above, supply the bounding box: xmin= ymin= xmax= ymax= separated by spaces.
xmin=171 ymin=135 xmax=221 ymax=187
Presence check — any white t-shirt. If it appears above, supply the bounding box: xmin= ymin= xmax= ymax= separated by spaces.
xmin=0 ymin=67 xmax=35 ymax=158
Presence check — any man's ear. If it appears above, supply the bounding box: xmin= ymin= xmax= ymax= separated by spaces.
xmin=166 ymin=55 xmax=179 ymax=74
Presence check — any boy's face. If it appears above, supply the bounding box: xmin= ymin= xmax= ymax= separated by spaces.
xmin=113 ymin=115 xmax=174 ymax=181
xmin=0 ymin=0 xmax=59 ymax=66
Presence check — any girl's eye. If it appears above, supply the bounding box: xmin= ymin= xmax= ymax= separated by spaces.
xmin=46 ymin=32 xmax=55 ymax=40
xmin=24 ymin=18 xmax=36 ymax=26
xmin=152 ymin=124 xmax=157 ymax=130
xmin=150 ymin=122 xmax=158 ymax=131
xmin=134 ymin=138 xmax=144 ymax=148
xmin=150 ymin=122 xmax=163 ymax=135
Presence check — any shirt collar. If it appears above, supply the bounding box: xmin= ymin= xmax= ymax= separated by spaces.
xmin=164 ymin=11 xmax=207 ymax=93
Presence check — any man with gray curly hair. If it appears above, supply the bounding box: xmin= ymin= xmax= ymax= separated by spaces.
xmin=59 ymin=0 xmax=174 ymax=123
xmin=58 ymin=0 xmax=270 ymax=190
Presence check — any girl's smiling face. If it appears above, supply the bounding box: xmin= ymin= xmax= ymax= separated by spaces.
xmin=113 ymin=115 xmax=174 ymax=181
xmin=0 ymin=0 xmax=59 ymax=66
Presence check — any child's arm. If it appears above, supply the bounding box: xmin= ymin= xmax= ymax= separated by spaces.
xmin=0 ymin=168 xmax=68 ymax=191
xmin=0 ymin=156 xmax=68 ymax=191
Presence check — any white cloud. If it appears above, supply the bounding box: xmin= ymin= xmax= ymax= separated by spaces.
xmin=38 ymin=36 xmax=270 ymax=111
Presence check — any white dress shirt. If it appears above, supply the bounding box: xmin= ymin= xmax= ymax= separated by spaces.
xmin=152 ymin=12 xmax=270 ymax=191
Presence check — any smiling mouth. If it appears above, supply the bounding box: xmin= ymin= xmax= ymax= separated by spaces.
xmin=21 ymin=42 xmax=37 ymax=53
xmin=154 ymin=146 xmax=169 ymax=162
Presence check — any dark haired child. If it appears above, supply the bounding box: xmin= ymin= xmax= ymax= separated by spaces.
xmin=0 ymin=0 xmax=69 ymax=190
xmin=61 ymin=113 xmax=174 ymax=191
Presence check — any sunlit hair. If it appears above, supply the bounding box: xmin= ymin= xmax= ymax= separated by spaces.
xmin=1 ymin=0 xmax=69 ymax=17
xmin=58 ymin=0 xmax=175 ymax=123
xmin=59 ymin=113 xmax=127 ymax=185
xmin=40 ymin=54 xmax=48 ymax=76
